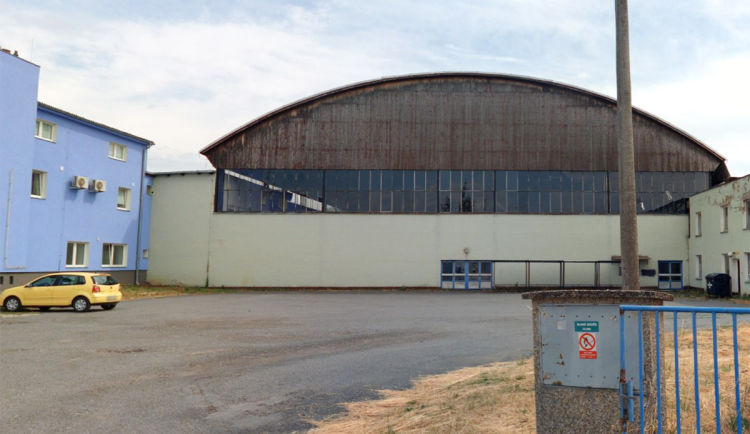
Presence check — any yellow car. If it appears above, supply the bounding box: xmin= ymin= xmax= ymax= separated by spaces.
xmin=1 ymin=272 xmax=122 ymax=312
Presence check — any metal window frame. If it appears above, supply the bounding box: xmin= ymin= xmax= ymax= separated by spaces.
xmin=657 ymin=260 xmax=683 ymax=290
xmin=440 ymin=260 xmax=494 ymax=290
xmin=214 ymin=169 xmax=711 ymax=216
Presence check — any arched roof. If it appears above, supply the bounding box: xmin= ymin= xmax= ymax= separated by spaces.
xmin=201 ymin=72 xmax=726 ymax=174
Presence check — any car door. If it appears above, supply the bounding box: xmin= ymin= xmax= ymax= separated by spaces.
xmin=51 ymin=275 xmax=86 ymax=306
xmin=23 ymin=275 xmax=57 ymax=306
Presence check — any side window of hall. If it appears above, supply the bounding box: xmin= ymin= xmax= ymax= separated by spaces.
xmin=215 ymin=169 xmax=711 ymax=215
xmin=494 ymin=171 xmax=607 ymax=214
xmin=326 ymin=170 xmax=438 ymax=213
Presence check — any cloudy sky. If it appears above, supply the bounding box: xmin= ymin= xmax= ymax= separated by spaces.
xmin=1 ymin=0 xmax=748 ymax=175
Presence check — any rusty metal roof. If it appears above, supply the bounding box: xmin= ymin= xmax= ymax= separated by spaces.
xmin=200 ymin=72 xmax=725 ymax=162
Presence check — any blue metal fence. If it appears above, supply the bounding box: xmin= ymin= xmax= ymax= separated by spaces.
xmin=619 ymin=305 xmax=750 ymax=434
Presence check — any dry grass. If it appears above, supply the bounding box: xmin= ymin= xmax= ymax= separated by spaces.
xmin=309 ymin=359 xmax=536 ymax=434
xmin=120 ymin=285 xmax=237 ymax=300
xmin=655 ymin=321 xmax=750 ymax=433
xmin=310 ymin=323 xmax=750 ymax=434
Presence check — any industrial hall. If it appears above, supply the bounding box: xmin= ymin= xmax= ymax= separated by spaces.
xmin=146 ymin=72 xmax=747 ymax=292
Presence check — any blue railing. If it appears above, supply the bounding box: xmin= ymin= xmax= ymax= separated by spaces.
xmin=619 ymin=305 xmax=750 ymax=434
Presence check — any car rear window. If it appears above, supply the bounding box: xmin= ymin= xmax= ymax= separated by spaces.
xmin=92 ymin=275 xmax=119 ymax=285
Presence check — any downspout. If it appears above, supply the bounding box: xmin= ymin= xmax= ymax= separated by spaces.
xmin=4 ymin=170 xmax=26 ymax=269
xmin=134 ymin=141 xmax=153 ymax=285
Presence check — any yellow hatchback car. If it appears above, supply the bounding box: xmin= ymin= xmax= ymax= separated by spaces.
xmin=1 ymin=272 xmax=122 ymax=312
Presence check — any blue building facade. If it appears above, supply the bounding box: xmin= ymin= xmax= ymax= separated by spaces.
xmin=0 ymin=49 xmax=153 ymax=289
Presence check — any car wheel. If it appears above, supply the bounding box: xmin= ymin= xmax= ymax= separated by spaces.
xmin=101 ymin=303 xmax=117 ymax=310
xmin=3 ymin=297 xmax=22 ymax=312
xmin=39 ymin=307 xmax=51 ymax=311
xmin=72 ymin=297 xmax=91 ymax=312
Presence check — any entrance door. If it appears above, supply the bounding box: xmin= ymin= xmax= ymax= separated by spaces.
xmin=658 ymin=261 xmax=683 ymax=290
xmin=441 ymin=261 xmax=494 ymax=289
xmin=730 ymin=258 xmax=741 ymax=294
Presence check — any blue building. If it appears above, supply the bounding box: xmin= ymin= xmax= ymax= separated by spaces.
xmin=0 ymin=49 xmax=153 ymax=289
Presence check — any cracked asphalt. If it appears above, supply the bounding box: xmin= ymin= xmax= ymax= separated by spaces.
xmin=0 ymin=291 xmax=534 ymax=433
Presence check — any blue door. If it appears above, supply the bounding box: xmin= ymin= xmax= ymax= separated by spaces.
xmin=657 ymin=260 xmax=683 ymax=290
xmin=441 ymin=261 xmax=493 ymax=289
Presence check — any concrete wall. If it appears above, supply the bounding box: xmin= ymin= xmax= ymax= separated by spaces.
xmin=0 ymin=51 xmax=39 ymax=274
xmin=687 ymin=175 xmax=750 ymax=295
xmin=148 ymin=172 xmax=215 ymax=286
xmin=149 ymin=173 xmax=690 ymax=289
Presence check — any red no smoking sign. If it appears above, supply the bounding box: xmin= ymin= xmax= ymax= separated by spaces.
xmin=578 ymin=332 xmax=597 ymax=359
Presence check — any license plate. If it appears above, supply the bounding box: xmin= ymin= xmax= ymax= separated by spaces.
xmin=107 ymin=296 xmax=117 ymax=301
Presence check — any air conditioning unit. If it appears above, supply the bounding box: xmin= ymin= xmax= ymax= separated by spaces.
xmin=90 ymin=179 xmax=106 ymax=192
xmin=71 ymin=176 xmax=89 ymax=190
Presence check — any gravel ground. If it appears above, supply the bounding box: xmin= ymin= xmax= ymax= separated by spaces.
xmin=0 ymin=291 xmax=534 ymax=433
xmin=1 ymin=291 xmax=745 ymax=433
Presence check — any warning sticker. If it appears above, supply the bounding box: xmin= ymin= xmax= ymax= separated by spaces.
xmin=578 ymin=332 xmax=597 ymax=359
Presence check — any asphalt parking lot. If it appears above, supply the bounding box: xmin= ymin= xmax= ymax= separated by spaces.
xmin=0 ymin=291 xmax=535 ymax=433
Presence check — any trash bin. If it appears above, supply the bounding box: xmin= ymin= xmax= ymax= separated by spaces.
xmin=706 ymin=273 xmax=732 ymax=297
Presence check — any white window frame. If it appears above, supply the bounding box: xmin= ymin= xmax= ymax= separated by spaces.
xmin=117 ymin=187 xmax=131 ymax=211
xmin=695 ymin=255 xmax=703 ymax=280
xmin=744 ymin=200 xmax=750 ymax=230
xmin=695 ymin=212 xmax=702 ymax=237
xmin=66 ymin=242 xmax=89 ymax=268
xmin=35 ymin=119 xmax=57 ymax=142
xmin=109 ymin=142 xmax=128 ymax=162
xmin=102 ymin=243 xmax=127 ymax=267
xmin=720 ymin=206 xmax=729 ymax=233
xmin=31 ymin=170 xmax=47 ymax=199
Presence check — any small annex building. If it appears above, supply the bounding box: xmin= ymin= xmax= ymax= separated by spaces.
xmin=147 ymin=72 xmax=733 ymax=290
xmin=687 ymin=175 xmax=750 ymax=295
xmin=0 ymin=49 xmax=153 ymax=289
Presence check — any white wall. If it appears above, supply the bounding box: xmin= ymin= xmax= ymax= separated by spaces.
xmin=148 ymin=173 xmax=215 ymax=286
xmin=687 ymin=176 xmax=750 ymax=295
xmin=149 ymin=173 xmax=690 ymax=289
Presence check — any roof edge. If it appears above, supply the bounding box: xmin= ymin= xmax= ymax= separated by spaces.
xmin=199 ymin=72 xmax=725 ymax=162
xmin=148 ymin=170 xmax=216 ymax=177
xmin=0 ymin=49 xmax=39 ymax=67
xmin=38 ymin=102 xmax=154 ymax=146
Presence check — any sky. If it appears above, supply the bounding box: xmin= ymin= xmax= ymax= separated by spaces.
xmin=1 ymin=0 xmax=748 ymax=175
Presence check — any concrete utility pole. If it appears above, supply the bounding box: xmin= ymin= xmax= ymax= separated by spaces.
xmin=615 ymin=0 xmax=641 ymax=291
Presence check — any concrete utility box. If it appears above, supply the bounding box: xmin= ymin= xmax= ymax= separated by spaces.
xmin=523 ymin=290 xmax=673 ymax=434
xmin=539 ymin=304 xmax=641 ymax=389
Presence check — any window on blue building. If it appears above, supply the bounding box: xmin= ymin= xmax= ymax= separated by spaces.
xmin=117 ymin=188 xmax=131 ymax=210
xmin=109 ymin=142 xmax=128 ymax=161
xmin=31 ymin=170 xmax=47 ymax=199
xmin=35 ymin=119 xmax=56 ymax=142
xmin=66 ymin=242 xmax=88 ymax=267
xmin=102 ymin=244 xmax=127 ymax=267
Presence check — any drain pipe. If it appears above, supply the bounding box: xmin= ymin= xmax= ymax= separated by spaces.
xmin=134 ymin=142 xmax=154 ymax=285
xmin=4 ymin=169 xmax=26 ymax=270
